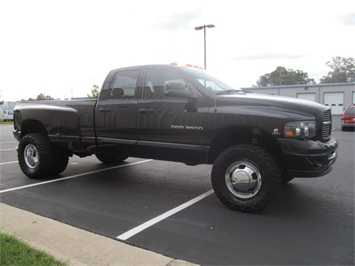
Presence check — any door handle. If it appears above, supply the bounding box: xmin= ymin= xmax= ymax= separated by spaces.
xmin=99 ymin=108 xmax=111 ymax=113
xmin=139 ymin=108 xmax=154 ymax=114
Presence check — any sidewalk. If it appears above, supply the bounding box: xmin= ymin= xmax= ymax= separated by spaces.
xmin=0 ymin=203 xmax=198 ymax=266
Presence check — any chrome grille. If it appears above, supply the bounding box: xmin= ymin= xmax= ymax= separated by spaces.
xmin=322 ymin=110 xmax=331 ymax=141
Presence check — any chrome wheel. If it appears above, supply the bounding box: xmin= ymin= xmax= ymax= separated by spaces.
xmin=212 ymin=144 xmax=282 ymax=212
xmin=225 ymin=161 xmax=262 ymax=199
xmin=24 ymin=144 xmax=39 ymax=169
xmin=18 ymin=133 xmax=55 ymax=179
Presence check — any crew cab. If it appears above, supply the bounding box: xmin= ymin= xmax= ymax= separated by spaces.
xmin=13 ymin=64 xmax=338 ymax=212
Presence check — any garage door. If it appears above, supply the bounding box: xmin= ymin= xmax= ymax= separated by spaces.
xmin=323 ymin=92 xmax=344 ymax=114
xmin=297 ymin=93 xmax=316 ymax=102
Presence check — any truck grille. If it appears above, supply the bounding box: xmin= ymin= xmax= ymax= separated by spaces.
xmin=322 ymin=109 xmax=332 ymax=141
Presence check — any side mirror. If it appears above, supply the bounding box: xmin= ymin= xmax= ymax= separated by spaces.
xmin=164 ymin=80 xmax=195 ymax=99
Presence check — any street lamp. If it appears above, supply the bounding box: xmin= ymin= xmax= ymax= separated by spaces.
xmin=194 ymin=24 xmax=215 ymax=70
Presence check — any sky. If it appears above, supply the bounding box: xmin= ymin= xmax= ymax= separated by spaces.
xmin=0 ymin=0 xmax=354 ymax=101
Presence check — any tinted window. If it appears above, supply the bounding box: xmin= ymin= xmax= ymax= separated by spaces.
xmin=105 ymin=69 xmax=140 ymax=99
xmin=143 ymin=68 xmax=185 ymax=99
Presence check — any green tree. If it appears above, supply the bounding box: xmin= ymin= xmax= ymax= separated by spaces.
xmin=36 ymin=93 xmax=53 ymax=100
xmin=320 ymin=56 xmax=355 ymax=83
xmin=256 ymin=66 xmax=315 ymax=86
xmin=87 ymin=84 xmax=100 ymax=99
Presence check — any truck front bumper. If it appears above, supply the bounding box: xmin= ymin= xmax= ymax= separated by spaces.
xmin=277 ymin=137 xmax=338 ymax=178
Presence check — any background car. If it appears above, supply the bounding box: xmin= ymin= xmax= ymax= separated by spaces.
xmin=3 ymin=110 xmax=14 ymax=121
xmin=341 ymin=106 xmax=355 ymax=131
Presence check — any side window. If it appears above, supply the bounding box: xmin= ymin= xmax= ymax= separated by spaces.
xmin=106 ymin=69 xmax=140 ymax=100
xmin=143 ymin=68 xmax=185 ymax=99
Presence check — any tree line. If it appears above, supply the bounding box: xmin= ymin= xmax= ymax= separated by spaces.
xmin=255 ymin=56 xmax=355 ymax=87
xmin=23 ymin=93 xmax=54 ymax=101
xmin=22 ymin=86 xmax=99 ymax=101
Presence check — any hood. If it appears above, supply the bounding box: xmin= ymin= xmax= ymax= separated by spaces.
xmin=218 ymin=92 xmax=329 ymax=113
xmin=215 ymin=92 xmax=329 ymax=120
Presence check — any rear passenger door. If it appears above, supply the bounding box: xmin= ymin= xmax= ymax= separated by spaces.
xmin=95 ymin=68 xmax=141 ymax=151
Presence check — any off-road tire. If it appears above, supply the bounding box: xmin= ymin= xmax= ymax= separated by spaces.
xmin=95 ymin=153 xmax=128 ymax=164
xmin=52 ymin=149 xmax=69 ymax=175
xmin=211 ymin=144 xmax=282 ymax=212
xmin=18 ymin=133 xmax=55 ymax=179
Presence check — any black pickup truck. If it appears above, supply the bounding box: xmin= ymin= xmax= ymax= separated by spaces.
xmin=13 ymin=64 xmax=338 ymax=212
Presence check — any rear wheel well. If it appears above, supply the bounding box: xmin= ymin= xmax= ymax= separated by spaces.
xmin=208 ymin=127 xmax=282 ymax=164
xmin=20 ymin=120 xmax=47 ymax=138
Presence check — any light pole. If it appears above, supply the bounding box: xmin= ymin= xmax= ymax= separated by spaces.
xmin=194 ymin=24 xmax=215 ymax=70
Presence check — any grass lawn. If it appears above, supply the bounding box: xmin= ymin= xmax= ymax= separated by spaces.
xmin=0 ymin=233 xmax=67 ymax=266
xmin=0 ymin=121 xmax=13 ymax=125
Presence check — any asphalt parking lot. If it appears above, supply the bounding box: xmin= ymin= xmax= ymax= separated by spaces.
xmin=0 ymin=120 xmax=354 ymax=265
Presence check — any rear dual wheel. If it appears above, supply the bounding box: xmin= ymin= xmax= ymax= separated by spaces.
xmin=53 ymin=149 xmax=70 ymax=175
xmin=95 ymin=153 xmax=128 ymax=164
xmin=18 ymin=133 xmax=69 ymax=179
xmin=211 ymin=144 xmax=282 ymax=212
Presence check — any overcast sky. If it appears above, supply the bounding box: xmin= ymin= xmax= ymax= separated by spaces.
xmin=1 ymin=0 xmax=354 ymax=101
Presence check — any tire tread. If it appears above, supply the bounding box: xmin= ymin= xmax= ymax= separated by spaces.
xmin=211 ymin=144 xmax=281 ymax=212
xmin=18 ymin=133 xmax=55 ymax=179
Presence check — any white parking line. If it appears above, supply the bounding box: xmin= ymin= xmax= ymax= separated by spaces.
xmin=117 ymin=189 xmax=214 ymax=241
xmin=0 ymin=148 xmax=16 ymax=152
xmin=0 ymin=159 xmax=152 ymax=194
xmin=0 ymin=161 xmax=18 ymax=166
xmin=0 ymin=141 xmax=16 ymax=144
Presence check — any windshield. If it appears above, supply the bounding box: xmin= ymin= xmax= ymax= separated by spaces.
xmin=179 ymin=66 xmax=241 ymax=94
xmin=344 ymin=107 xmax=355 ymax=116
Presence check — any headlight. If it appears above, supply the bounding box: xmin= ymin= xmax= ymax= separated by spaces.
xmin=284 ymin=121 xmax=316 ymax=139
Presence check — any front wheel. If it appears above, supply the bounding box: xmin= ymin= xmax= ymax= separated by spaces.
xmin=18 ymin=134 xmax=55 ymax=179
xmin=211 ymin=144 xmax=282 ymax=212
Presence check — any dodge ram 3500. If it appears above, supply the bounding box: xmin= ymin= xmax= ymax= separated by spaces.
xmin=13 ymin=64 xmax=338 ymax=212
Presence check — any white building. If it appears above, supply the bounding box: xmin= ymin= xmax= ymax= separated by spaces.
xmin=242 ymin=83 xmax=355 ymax=115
